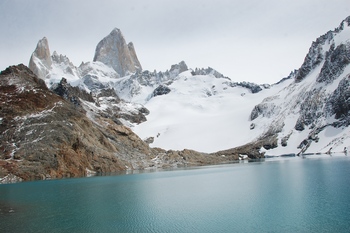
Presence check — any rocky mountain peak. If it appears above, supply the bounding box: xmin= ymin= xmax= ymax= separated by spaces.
xmin=93 ymin=28 xmax=142 ymax=77
xmin=339 ymin=15 xmax=350 ymax=29
xmin=169 ymin=61 xmax=188 ymax=75
xmin=127 ymin=42 xmax=142 ymax=71
xmin=32 ymin=37 xmax=51 ymax=66
xmin=28 ymin=37 xmax=52 ymax=79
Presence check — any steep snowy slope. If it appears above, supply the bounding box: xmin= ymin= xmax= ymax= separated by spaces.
xmin=250 ymin=16 xmax=350 ymax=155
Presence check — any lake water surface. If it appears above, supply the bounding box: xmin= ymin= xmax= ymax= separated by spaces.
xmin=1 ymin=154 xmax=350 ymax=232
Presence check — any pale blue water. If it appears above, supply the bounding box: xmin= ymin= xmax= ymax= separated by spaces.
xmin=1 ymin=155 xmax=350 ymax=232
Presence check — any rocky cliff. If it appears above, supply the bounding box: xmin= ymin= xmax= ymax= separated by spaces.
xmin=93 ymin=28 xmax=142 ymax=77
xmin=28 ymin=37 xmax=52 ymax=80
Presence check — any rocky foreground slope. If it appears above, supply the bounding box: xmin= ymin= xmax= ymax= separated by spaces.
xmin=0 ymin=65 xmax=239 ymax=183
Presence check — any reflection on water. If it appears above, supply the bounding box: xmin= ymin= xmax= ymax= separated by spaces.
xmin=1 ymin=154 xmax=350 ymax=233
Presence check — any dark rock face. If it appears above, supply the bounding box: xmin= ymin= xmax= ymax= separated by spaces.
xmin=97 ymin=88 xmax=119 ymax=99
xmin=152 ymin=85 xmax=171 ymax=97
xmin=250 ymin=103 xmax=278 ymax=121
xmin=222 ymin=80 xmax=269 ymax=94
xmin=51 ymin=78 xmax=94 ymax=109
xmin=236 ymin=81 xmax=263 ymax=93
xmin=326 ymin=75 xmax=350 ymax=122
xmin=294 ymin=119 xmax=305 ymax=131
xmin=294 ymin=87 xmax=325 ymax=131
xmin=250 ymin=105 xmax=262 ymax=121
xmin=292 ymin=29 xmax=350 ymax=131
xmin=295 ymin=17 xmax=350 ymax=83
xmin=294 ymin=31 xmax=333 ymax=82
xmin=317 ymin=44 xmax=350 ymax=83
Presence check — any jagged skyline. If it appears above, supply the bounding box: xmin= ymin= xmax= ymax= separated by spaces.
xmin=0 ymin=0 xmax=349 ymax=83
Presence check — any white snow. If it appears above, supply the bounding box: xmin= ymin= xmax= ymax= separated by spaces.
xmin=132 ymin=72 xmax=291 ymax=153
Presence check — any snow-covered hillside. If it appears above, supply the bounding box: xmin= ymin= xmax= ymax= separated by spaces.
xmin=132 ymin=71 xmax=291 ymax=153
xmin=250 ymin=16 xmax=350 ymax=155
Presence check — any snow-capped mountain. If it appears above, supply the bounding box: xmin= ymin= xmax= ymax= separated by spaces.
xmin=249 ymin=16 xmax=350 ymax=156
xmin=28 ymin=29 xmax=151 ymax=126
xmin=27 ymin=29 xmax=269 ymax=131
xmin=93 ymin=28 xmax=142 ymax=77
xmin=27 ymin=16 xmax=350 ymax=157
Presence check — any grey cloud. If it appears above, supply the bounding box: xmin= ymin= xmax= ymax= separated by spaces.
xmin=0 ymin=0 xmax=349 ymax=83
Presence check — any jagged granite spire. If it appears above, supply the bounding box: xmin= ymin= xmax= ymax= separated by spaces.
xmin=29 ymin=37 xmax=52 ymax=79
xmin=93 ymin=28 xmax=142 ymax=77
xmin=127 ymin=42 xmax=142 ymax=71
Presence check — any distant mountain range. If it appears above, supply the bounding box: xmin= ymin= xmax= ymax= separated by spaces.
xmin=1 ymin=16 xmax=350 ymax=183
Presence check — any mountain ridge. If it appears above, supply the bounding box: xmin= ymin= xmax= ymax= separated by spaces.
xmin=249 ymin=16 xmax=350 ymax=155
xmin=0 ymin=64 xmax=237 ymax=183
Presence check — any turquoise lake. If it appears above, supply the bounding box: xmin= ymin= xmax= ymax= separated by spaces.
xmin=1 ymin=154 xmax=350 ymax=232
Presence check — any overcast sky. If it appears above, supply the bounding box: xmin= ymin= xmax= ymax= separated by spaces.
xmin=0 ymin=0 xmax=349 ymax=83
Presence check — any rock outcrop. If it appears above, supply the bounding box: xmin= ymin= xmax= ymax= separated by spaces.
xmin=28 ymin=37 xmax=52 ymax=80
xmin=93 ymin=28 xmax=142 ymax=76
xmin=169 ymin=61 xmax=188 ymax=77
xmin=152 ymin=85 xmax=171 ymax=97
